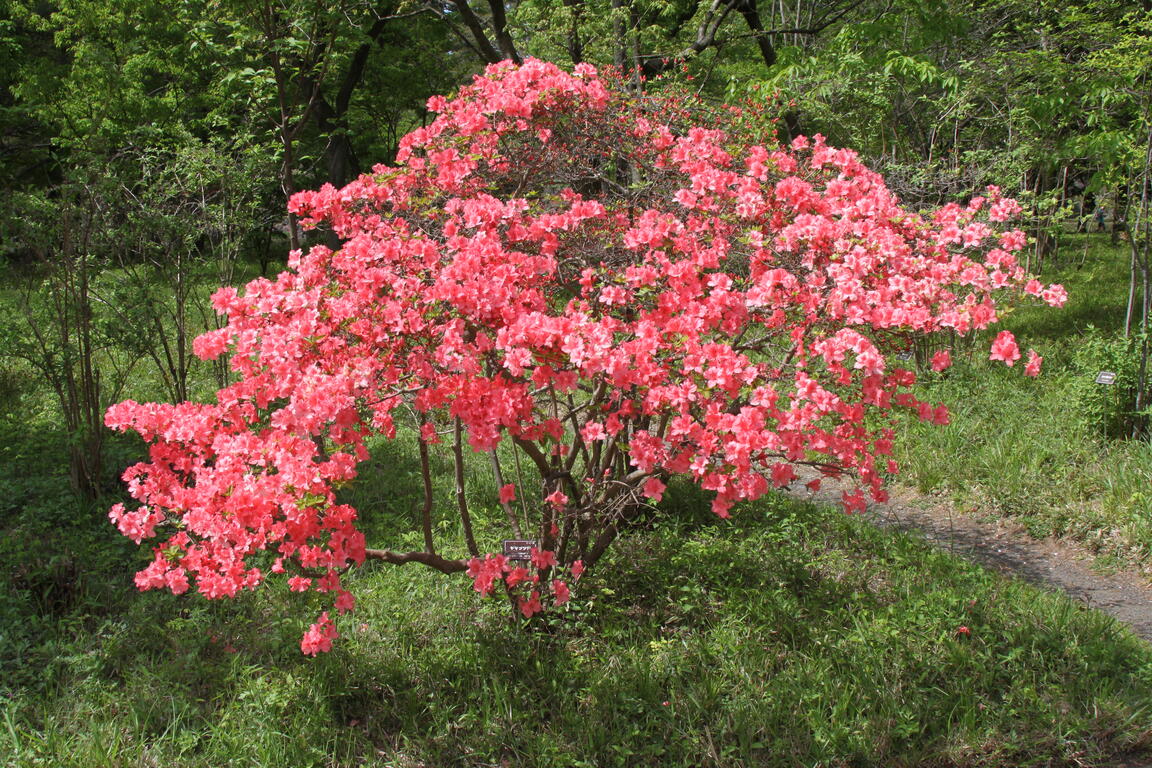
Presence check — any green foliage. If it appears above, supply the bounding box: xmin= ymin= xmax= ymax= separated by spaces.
xmin=756 ymin=5 xmax=965 ymax=161
xmin=0 ymin=413 xmax=136 ymax=694
xmin=897 ymin=234 xmax=1152 ymax=558
xmin=1070 ymin=328 xmax=1144 ymax=437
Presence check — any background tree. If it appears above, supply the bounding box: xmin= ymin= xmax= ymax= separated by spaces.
xmin=0 ymin=0 xmax=469 ymax=496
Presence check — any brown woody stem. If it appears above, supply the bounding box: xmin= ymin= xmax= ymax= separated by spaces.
xmin=454 ymin=417 xmax=480 ymax=557
xmin=417 ymin=425 xmax=436 ymax=555
xmin=364 ymin=549 xmax=467 ymax=573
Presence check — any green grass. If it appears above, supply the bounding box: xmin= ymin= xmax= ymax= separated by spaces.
xmin=896 ymin=234 xmax=1152 ymax=561
xmin=3 ymin=469 xmax=1152 ymax=767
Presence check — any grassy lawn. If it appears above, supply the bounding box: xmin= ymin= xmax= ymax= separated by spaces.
xmin=2 ymin=436 xmax=1151 ymax=767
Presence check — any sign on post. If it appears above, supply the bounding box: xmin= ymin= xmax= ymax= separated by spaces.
xmin=502 ymin=539 xmax=538 ymax=561
xmin=1095 ymin=371 xmax=1117 ymax=385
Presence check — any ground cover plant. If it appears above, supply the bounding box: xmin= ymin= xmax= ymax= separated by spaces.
xmin=103 ymin=60 xmax=1066 ymax=651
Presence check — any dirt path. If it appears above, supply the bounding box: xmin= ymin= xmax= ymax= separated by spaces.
xmin=787 ymin=469 xmax=1152 ymax=643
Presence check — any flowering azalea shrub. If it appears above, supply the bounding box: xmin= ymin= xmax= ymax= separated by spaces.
xmin=106 ymin=60 xmax=1064 ymax=654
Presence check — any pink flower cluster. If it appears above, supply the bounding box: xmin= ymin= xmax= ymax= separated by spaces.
xmin=106 ymin=60 xmax=1063 ymax=652
xmin=466 ymin=549 xmax=579 ymax=617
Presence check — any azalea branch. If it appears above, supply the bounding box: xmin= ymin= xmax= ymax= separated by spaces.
xmin=594 ymin=432 xmax=622 ymax=486
xmin=489 ymin=449 xmax=523 ymax=538
xmin=563 ymin=397 xmax=591 ymax=475
xmin=582 ymin=488 xmax=651 ymax=567
xmin=512 ymin=435 xmax=551 ymax=478
xmin=363 ymin=548 xmax=468 ymax=573
xmin=453 ymin=417 xmax=480 ymax=557
xmin=547 ymin=384 xmax=563 ymax=473
xmin=556 ymin=503 xmax=578 ymax=565
xmin=417 ymin=425 xmax=437 ymax=555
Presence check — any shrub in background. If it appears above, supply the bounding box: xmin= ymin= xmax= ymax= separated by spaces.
xmin=1071 ymin=327 xmax=1149 ymax=437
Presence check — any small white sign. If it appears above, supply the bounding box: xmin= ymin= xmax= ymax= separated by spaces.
xmin=502 ymin=539 xmax=538 ymax=560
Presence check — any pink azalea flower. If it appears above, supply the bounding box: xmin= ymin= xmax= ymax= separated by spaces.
xmin=642 ymin=476 xmax=666 ymax=501
xmin=300 ymin=613 xmax=338 ymax=656
xmin=989 ymin=331 xmax=1021 ymax=366
xmin=770 ymin=462 xmax=795 ymax=488
xmin=931 ymin=350 xmax=952 ymax=372
xmin=334 ymin=590 xmax=356 ymax=614
xmin=518 ymin=591 xmax=542 ymax=618
xmin=552 ymin=579 xmax=571 ymax=605
xmin=530 ymin=548 xmax=557 ymax=570
xmin=1024 ymin=349 xmax=1042 ymax=377
xmin=505 ymin=567 xmax=529 ymax=587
